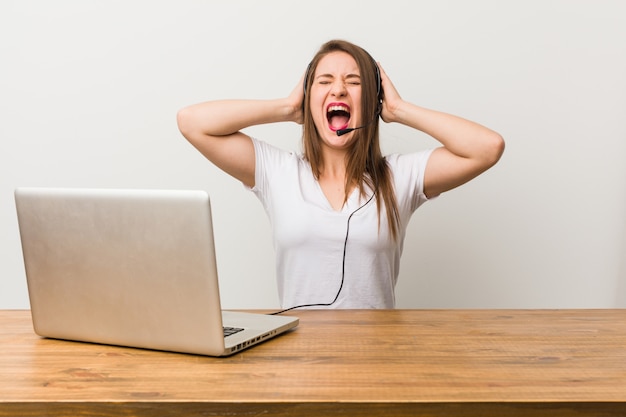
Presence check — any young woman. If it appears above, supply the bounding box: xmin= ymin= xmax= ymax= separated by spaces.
xmin=177 ymin=39 xmax=504 ymax=310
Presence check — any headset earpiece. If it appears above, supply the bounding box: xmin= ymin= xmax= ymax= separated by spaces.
xmin=303 ymin=63 xmax=312 ymax=98
xmin=373 ymin=62 xmax=382 ymax=103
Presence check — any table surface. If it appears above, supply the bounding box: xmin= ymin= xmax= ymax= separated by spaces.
xmin=1 ymin=309 xmax=626 ymax=417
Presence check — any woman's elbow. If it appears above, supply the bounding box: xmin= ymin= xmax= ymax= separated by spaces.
xmin=176 ymin=107 xmax=194 ymax=139
xmin=483 ymin=131 xmax=505 ymax=168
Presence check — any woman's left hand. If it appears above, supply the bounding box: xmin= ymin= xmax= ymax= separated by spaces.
xmin=377 ymin=63 xmax=403 ymax=124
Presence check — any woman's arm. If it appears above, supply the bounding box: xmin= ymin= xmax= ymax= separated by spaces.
xmin=176 ymin=78 xmax=304 ymax=188
xmin=378 ymin=65 xmax=505 ymax=198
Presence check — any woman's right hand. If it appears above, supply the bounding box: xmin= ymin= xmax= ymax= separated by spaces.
xmin=286 ymin=73 xmax=305 ymax=125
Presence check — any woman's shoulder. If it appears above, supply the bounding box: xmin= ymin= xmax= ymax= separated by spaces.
xmin=252 ymin=137 xmax=302 ymax=160
xmin=252 ymin=137 xmax=309 ymax=175
xmin=384 ymin=149 xmax=434 ymax=171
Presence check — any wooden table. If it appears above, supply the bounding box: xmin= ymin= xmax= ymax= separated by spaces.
xmin=1 ymin=309 xmax=625 ymax=416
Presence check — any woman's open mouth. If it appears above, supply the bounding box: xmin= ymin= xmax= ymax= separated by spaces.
xmin=326 ymin=103 xmax=350 ymax=132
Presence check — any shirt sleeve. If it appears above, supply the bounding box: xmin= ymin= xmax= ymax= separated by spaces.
xmin=248 ymin=137 xmax=296 ymax=206
xmin=386 ymin=149 xmax=435 ymax=213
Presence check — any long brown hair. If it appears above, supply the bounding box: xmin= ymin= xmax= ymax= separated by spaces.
xmin=302 ymin=39 xmax=400 ymax=240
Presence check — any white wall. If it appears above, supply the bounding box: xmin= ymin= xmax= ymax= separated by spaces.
xmin=2 ymin=0 xmax=625 ymax=309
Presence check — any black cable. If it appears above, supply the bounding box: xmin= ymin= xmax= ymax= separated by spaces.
xmin=269 ymin=192 xmax=375 ymax=315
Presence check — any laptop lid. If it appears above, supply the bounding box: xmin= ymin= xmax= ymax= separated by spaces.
xmin=14 ymin=187 xmax=297 ymax=356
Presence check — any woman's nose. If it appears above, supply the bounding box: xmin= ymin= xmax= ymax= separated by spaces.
xmin=330 ymin=80 xmax=347 ymax=97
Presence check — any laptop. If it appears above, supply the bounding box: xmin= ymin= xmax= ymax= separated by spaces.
xmin=14 ymin=187 xmax=298 ymax=356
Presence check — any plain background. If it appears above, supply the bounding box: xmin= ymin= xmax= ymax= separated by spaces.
xmin=2 ymin=0 xmax=625 ymax=310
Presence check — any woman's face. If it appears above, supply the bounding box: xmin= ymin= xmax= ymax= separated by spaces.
xmin=309 ymin=51 xmax=363 ymax=150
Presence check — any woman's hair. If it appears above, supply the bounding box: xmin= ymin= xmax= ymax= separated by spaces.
xmin=302 ymin=39 xmax=400 ymax=240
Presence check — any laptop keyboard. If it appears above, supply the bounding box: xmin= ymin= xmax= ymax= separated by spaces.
xmin=223 ymin=326 xmax=244 ymax=337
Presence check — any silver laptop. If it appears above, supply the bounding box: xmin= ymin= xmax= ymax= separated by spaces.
xmin=14 ymin=187 xmax=298 ymax=356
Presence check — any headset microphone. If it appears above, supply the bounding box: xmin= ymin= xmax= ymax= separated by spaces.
xmin=336 ymin=125 xmax=363 ymax=137
xmin=336 ymin=107 xmax=380 ymax=136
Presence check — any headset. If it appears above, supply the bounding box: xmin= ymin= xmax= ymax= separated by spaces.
xmin=303 ymin=55 xmax=383 ymax=136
